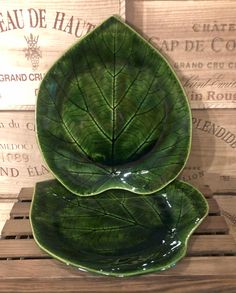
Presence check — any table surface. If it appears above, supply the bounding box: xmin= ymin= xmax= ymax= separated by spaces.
xmin=0 ymin=187 xmax=236 ymax=293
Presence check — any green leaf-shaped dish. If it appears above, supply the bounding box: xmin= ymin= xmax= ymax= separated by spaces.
xmin=30 ymin=179 xmax=208 ymax=277
xmin=36 ymin=16 xmax=191 ymax=196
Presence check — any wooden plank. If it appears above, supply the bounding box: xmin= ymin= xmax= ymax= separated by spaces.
xmin=187 ymin=235 xmax=236 ymax=256
xmin=214 ymin=195 xmax=236 ymax=242
xmin=0 ymin=257 xmax=236 ymax=278
xmin=1 ymin=216 xmax=229 ymax=239
xmin=1 ymin=276 xmax=236 ymax=293
xmin=179 ymin=110 xmax=236 ymax=194
xmin=208 ymin=174 xmax=236 ymax=195
xmin=0 ymin=239 xmax=47 ymax=258
xmin=196 ymin=216 xmax=229 ymax=234
xmin=0 ymin=0 xmax=125 ymax=110
xmin=18 ymin=187 xmax=34 ymax=201
xmin=0 ymin=235 xmax=235 ymax=259
xmin=8 ymin=198 xmax=220 ymax=219
xmin=126 ymin=0 xmax=236 ymax=109
xmin=0 ymin=201 xmax=15 ymax=235
xmin=0 ymin=112 xmax=54 ymax=196
xmin=1 ymin=219 xmax=31 ymax=238
xmin=10 ymin=202 xmax=31 ymax=218
xmin=207 ymin=198 xmax=220 ymax=215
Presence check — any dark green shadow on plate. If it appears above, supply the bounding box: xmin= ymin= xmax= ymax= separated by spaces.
xmin=30 ymin=179 xmax=208 ymax=277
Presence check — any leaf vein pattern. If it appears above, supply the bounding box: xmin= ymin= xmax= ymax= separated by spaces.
xmin=43 ymin=84 xmax=92 ymax=159
xmin=81 ymin=44 xmax=113 ymax=109
xmin=111 ymin=22 xmax=117 ymax=166
xmin=59 ymin=57 xmax=112 ymax=142
xmin=142 ymin=197 xmax=166 ymax=227
xmin=115 ymin=70 xmax=161 ymax=141
xmin=42 ymin=84 xmax=109 ymax=173
xmin=75 ymin=200 xmax=142 ymax=226
xmin=60 ymin=225 xmax=136 ymax=232
xmin=109 ymin=191 xmax=147 ymax=229
xmin=90 ymin=34 xmax=113 ymax=77
xmin=128 ymin=100 xmax=167 ymax=160
xmin=114 ymin=46 xmax=149 ymax=109
xmin=66 ymin=95 xmax=112 ymax=142
xmin=175 ymin=192 xmax=184 ymax=230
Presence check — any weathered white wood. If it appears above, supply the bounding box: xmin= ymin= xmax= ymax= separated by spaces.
xmin=0 ymin=200 xmax=15 ymax=237
xmin=126 ymin=0 xmax=236 ymax=109
xmin=0 ymin=111 xmax=53 ymax=196
xmin=0 ymin=0 xmax=125 ymax=110
xmin=179 ymin=109 xmax=236 ymax=193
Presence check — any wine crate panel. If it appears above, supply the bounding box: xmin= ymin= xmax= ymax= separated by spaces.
xmin=126 ymin=0 xmax=236 ymax=109
xmin=0 ymin=0 xmax=125 ymax=110
xmin=179 ymin=109 xmax=236 ymax=194
xmin=0 ymin=111 xmax=53 ymax=196
xmin=0 ymin=187 xmax=236 ymax=292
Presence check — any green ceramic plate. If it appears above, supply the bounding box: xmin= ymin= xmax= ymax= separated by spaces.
xmin=30 ymin=179 xmax=208 ymax=277
xmin=36 ymin=16 xmax=191 ymax=196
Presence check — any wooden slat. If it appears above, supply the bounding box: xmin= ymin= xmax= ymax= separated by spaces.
xmin=10 ymin=202 xmax=31 ymax=218
xmin=0 ymin=257 xmax=236 ymax=278
xmin=1 ymin=216 xmax=229 ymax=239
xmin=207 ymin=198 xmax=220 ymax=215
xmin=1 ymin=220 xmax=31 ymax=238
xmin=1 ymin=277 xmax=236 ymax=293
xmin=10 ymin=197 xmax=219 ymax=219
xmin=0 ymin=235 xmax=235 ymax=259
xmin=0 ymin=239 xmax=47 ymax=258
xmin=0 ymin=201 xmax=15 ymax=234
xmin=195 ymin=216 xmax=228 ymax=234
xmin=18 ymin=188 xmax=34 ymax=202
xmin=187 ymin=235 xmax=236 ymax=256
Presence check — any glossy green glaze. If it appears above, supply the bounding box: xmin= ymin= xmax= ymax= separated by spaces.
xmin=36 ymin=16 xmax=191 ymax=196
xmin=30 ymin=179 xmax=208 ymax=277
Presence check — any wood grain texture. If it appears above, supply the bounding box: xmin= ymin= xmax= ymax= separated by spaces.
xmin=2 ymin=256 xmax=236 ymax=277
xmin=10 ymin=202 xmax=31 ymax=218
xmin=179 ymin=109 xmax=236 ymax=193
xmin=0 ymin=111 xmax=53 ymax=196
xmin=1 ymin=219 xmax=31 ymax=238
xmin=0 ymin=0 xmax=124 ymax=110
xmin=1 ymin=234 xmax=236 ymax=259
xmin=126 ymin=0 xmax=236 ymax=109
xmin=8 ymin=198 xmax=219 ymax=218
xmin=0 ymin=200 xmax=14 ymax=236
xmin=215 ymin=195 xmax=236 ymax=241
xmin=18 ymin=187 xmax=34 ymax=201
xmin=0 ymin=215 xmax=229 ymax=238
xmin=0 ymin=276 xmax=236 ymax=293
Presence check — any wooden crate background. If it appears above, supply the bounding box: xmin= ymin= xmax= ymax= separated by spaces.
xmin=0 ymin=0 xmax=236 ymax=291
xmin=126 ymin=0 xmax=236 ymax=110
xmin=0 ymin=0 xmax=235 ymax=196
xmin=0 ymin=0 xmax=125 ymax=110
